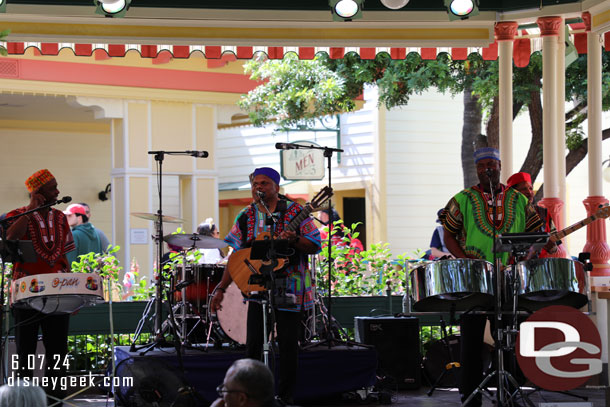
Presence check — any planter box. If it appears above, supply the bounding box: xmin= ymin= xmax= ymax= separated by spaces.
xmin=322 ymin=295 xmax=449 ymax=329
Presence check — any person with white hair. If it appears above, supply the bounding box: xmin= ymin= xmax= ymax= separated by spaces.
xmin=0 ymin=380 xmax=47 ymax=407
xmin=197 ymin=217 xmax=224 ymax=264
xmin=212 ymin=359 xmax=276 ymax=407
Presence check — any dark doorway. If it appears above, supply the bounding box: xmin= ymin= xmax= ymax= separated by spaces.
xmin=343 ymin=197 xmax=366 ymax=248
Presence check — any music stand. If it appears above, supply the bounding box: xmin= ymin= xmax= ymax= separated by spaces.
xmin=250 ymin=239 xmax=290 ymax=261
xmin=0 ymin=240 xmax=37 ymax=264
xmin=495 ymin=232 xmax=549 ymax=256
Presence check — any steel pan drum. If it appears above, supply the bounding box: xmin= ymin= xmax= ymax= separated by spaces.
xmin=410 ymin=259 xmax=494 ymax=312
xmin=11 ymin=273 xmax=104 ymax=314
xmin=510 ymin=258 xmax=588 ymax=311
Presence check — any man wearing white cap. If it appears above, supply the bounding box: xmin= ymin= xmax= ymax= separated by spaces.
xmin=64 ymin=203 xmax=102 ymax=266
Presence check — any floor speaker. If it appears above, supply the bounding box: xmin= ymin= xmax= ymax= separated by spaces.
xmin=355 ymin=316 xmax=421 ymax=389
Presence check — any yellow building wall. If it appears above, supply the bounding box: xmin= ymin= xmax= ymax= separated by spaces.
xmin=0 ymin=125 xmax=112 ymax=233
xmin=129 ymin=177 xmax=152 ymax=275
xmin=127 ymin=102 xmax=149 ymax=169
xmin=151 ymin=102 xmax=194 ymax=174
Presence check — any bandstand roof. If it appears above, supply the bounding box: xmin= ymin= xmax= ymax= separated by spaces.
xmin=0 ymin=0 xmax=608 ymax=65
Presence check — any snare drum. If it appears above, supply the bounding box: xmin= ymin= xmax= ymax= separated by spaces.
xmin=210 ymin=282 xmax=247 ymax=345
xmin=410 ymin=259 xmax=494 ymax=312
xmin=509 ymin=258 xmax=588 ymax=311
xmin=11 ymin=273 xmax=105 ymax=314
xmin=174 ymin=264 xmax=224 ymax=308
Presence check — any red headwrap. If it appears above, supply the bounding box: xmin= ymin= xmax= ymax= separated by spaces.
xmin=506 ymin=172 xmax=532 ymax=188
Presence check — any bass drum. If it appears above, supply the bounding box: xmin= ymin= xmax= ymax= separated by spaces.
xmin=210 ymin=282 xmax=248 ymax=345
xmin=510 ymin=258 xmax=589 ymax=311
xmin=410 ymin=259 xmax=495 ymax=312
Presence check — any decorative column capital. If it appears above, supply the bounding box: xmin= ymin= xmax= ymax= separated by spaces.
xmin=582 ymin=11 xmax=592 ymax=32
xmin=536 ymin=16 xmax=563 ymax=37
xmin=494 ymin=21 xmax=518 ymax=41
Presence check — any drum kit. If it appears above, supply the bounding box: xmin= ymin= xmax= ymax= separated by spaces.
xmin=407 ymin=233 xmax=591 ymax=406
xmin=130 ymin=211 xmax=246 ymax=348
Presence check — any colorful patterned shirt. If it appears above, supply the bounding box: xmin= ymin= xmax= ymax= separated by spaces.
xmin=225 ymin=198 xmax=321 ymax=312
xmin=443 ymin=184 xmax=543 ymax=265
xmin=5 ymin=207 xmax=75 ymax=280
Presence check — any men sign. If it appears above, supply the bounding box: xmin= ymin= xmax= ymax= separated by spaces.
xmin=516 ymin=305 xmax=602 ymax=391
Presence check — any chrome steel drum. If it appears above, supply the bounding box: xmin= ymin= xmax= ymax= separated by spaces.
xmin=510 ymin=258 xmax=588 ymax=311
xmin=410 ymin=259 xmax=494 ymax=312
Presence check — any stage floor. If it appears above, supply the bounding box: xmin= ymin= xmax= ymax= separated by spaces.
xmin=113 ymin=344 xmax=378 ymax=405
xmin=69 ymin=385 xmax=607 ymax=407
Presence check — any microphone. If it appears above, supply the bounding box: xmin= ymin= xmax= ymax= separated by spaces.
xmin=186 ymin=151 xmax=209 ymax=158
xmin=485 ymin=169 xmax=494 ymax=177
xmin=256 ymin=191 xmax=265 ymax=200
xmin=174 ymin=280 xmax=193 ymax=291
xmin=57 ymin=196 xmax=72 ymax=205
xmin=275 ymin=143 xmax=298 ymax=150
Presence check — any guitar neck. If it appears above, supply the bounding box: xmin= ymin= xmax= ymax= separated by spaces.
xmin=553 ymin=214 xmax=599 ymax=241
xmin=286 ymin=204 xmax=313 ymax=233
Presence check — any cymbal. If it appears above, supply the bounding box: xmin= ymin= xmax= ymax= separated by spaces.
xmin=164 ymin=233 xmax=228 ymax=249
xmin=131 ymin=212 xmax=184 ymax=223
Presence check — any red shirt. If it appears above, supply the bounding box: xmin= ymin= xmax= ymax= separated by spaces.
xmin=6 ymin=207 xmax=75 ymax=280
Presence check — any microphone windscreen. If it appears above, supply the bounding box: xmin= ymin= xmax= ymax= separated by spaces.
xmin=62 ymin=196 xmax=72 ymax=203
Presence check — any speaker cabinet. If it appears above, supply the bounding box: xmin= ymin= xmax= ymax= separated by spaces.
xmin=355 ymin=316 xmax=421 ymax=389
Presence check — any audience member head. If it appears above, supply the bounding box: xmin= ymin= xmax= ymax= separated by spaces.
xmin=64 ymin=203 xmax=89 ymax=226
xmin=198 ymin=218 xmax=219 ymax=237
xmin=217 ymin=358 xmax=275 ymax=407
xmin=0 ymin=380 xmax=47 ymax=407
xmin=79 ymin=202 xmax=92 ymax=219
xmin=436 ymin=208 xmax=445 ymax=224
xmin=319 ymin=207 xmax=344 ymax=237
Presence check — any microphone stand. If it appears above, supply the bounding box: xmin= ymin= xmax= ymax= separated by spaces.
xmin=131 ymin=150 xmax=207 ymax=364
xmin=277 ymin=143 xmax=363 ymax=349
xmin=256 ymin=196 xmax=280 ymax=367
xmin=462 ymin=174 xmax=533 ymax=407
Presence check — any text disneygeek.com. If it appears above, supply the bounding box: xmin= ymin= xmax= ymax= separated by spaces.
xmin=6 ymin=372 xmax=133 ymax=391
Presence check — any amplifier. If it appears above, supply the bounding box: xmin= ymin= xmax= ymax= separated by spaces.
xmin=355 ymin=316 xmax=421 ymax=389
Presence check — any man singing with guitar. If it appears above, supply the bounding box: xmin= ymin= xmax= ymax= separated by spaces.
xmin=210 ymin=167 xmax=322 ymax=406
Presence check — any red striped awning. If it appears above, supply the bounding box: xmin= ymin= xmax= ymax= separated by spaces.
xmin=2 ymin=32 xmax=607 ymax=65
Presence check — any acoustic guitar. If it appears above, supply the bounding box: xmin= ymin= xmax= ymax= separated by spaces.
xmin=227 ymin=186 xmax=333 ymax=296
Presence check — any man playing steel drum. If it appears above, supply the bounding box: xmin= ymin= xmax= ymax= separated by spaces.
xmin=442 ymin=148 xmax=555 ymax=406
xmin=5 ymin=169 xmax=75 ymax=406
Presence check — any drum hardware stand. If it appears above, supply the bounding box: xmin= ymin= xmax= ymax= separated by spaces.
xmin=427 ymin=307 xmax=461 ymax=396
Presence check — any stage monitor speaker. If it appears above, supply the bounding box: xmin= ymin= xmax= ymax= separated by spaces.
xmin=355 ymin=316 xmax=421 ymax=390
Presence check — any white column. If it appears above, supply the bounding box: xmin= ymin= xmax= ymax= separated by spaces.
xmin=537 ymin=17 xmax=562 ymax=199
xmin=556 ymin=21 xmax=567 ymax=229
xmin=587 ymin=29 xmax=603 ymax=196
xmin=495 ymin=22 xmax=518 ymax=182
